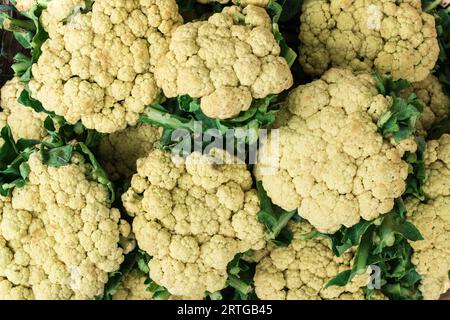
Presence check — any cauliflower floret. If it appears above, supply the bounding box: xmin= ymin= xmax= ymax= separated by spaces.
xmin=254 ymin=221 xmax=371 ymax=300
xmin=196 ymin=0 xmax=270 ymax=6
xmin=0 ymin=152 xmax=129 ymax=300
xmin=155 ymin=5 xmax=293 ymax=120
xmin=122 ymin=148 xmax=266 ymax=296
xmin=29 ymin=0 xmax=183 ymax=133
xmin=254 ymin=68 xmax=414 ymax=234
xmin=401 ymin=75 xmax=450 ymax=135
xmin=0 ymin=77 xmax=47 ymax=141
xmin=96 ymin=123 xmax=161 ymax=181
xmin=299 ymin=0 xmax=439 ymax=82
xmin=112 ymin=273 xmax=154 ymax=300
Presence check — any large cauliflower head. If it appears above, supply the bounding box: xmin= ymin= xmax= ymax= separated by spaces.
xmin=254 ymin=68 xmax=415 ymax=234
xmin=406 ymin=134 xmax=450 ymax=300
xmin=299 ymin=0 xmax=439 ymax=82
xmin=0 ymin=77 xmax=47 ymax=141
xmin=28 ymin=0 xmax=183 ymax=133
xmin=96 ymin=123 xmax=161 ymax=181
xmin=254 ymin=221 xmax=372 ymax=300
xmin=401 ymin=75 xmax=450 ymax=135
xmin=155 ymin=5 xmax=293 ymax=119
xmin=122 ymin=148 xmax=266 ymax=296
xmin=0 ymin=153 xmax=131 ymax=299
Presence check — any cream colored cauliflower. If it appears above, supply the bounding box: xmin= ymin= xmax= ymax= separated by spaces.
xmin=0 ymin=152 xmax=131 ymax=300
xmin=299 ymin=0 xmax=439 ymax=82
xmin=401 ymin=75 xmax=450 ymax=135
xmin=112 ymin=273 xmax=153 ymax=300
xmin=122 ymin=148 xmax=266 ymax=296
xmin=196 ymin=0 xmax=270 ymax=6
xmin=96 ymin=123 xmax=161 ymax=181
xmin=0 ymin=77 xmax=47 ymax=141
xmin=405 ymin=134 xmax=450 ymax=300
xmin=28 ymin=0 xmax=183 ymax=133
xmin=254 ymin=221 xmax=371 ymax=300
xmin=254 ymin=68 xmax=415 ymax=234
xmin=155 ymin=5 xmax=293 ymax=119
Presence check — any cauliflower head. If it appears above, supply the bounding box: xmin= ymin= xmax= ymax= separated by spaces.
xmin=401 ymin=75 xmax=450 ymax=135
xmin=122 ymin=148 xmax=266 ymax=296
xmin=299 ymin=0 xmax=439 ymax=82
xmin=0 ymin=77 xmax=47 ymax=141
xmin=28 ymin=0 xmax=183 ymax=133
xmin=254 ymin=221 xmax=371 ymax=300
xmin=254 ymin=68 xmax=415 ymax=234
xmin=0 ymin=152 xmax=131 ymax=299
xmin=405 ymin=134 xmax=450 ymax=300
xmin=96 ymin=123 xmax=161 ymax=181
xmin=196 ymin=0 xmax=270 ymax=6
xmin=112 ymin=273 xmax=154 ymax=300
xmin=155 ymin=5 xmax=293 ymax=119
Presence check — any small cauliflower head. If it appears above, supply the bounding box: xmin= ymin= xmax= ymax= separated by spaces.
xmin=406 ymin=134 xmax=450 ymax=300
xmin=0 ymin=77 xmax=47 ymax=141
xmin=299 ymin=0 xmax=439 ymax=82
xmin=196 ymin=0 xmax=270 ymax=6
xmin=401 ymin=75 xmax=450 ymax=135
xmin=254 ymin=68 xmax=414 ymax=234
xmin=112 ymin=273 xmax=154 ymax=300
xmin=29 ymin=0 xmax=183 ymax=133
xmin=122 ymin=148 xmax=266 ymax=296
xmin=96 ymin=123 xmax=161 ymax=181
xmin=155 ymin=5 xmax=293 ymax=119
xmin=0 ymin=153 xmax=131 ymax=300
xmin=254 ymin=221 xmax=370 ymax=300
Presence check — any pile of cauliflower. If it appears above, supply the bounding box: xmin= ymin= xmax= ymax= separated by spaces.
xmin=0 ymin=0 xmax=449 ymax=301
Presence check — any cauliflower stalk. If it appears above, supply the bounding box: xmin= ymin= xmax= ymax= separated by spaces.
xmin=298 ymin=0 xmax=439 ymax=82
xmin=122 ymin=148 xmax=266 ymax=297
xmin=254 ymin=68 xmax=422 ymax=234
xmin=27 ymin=0 xmax=183 ymax=133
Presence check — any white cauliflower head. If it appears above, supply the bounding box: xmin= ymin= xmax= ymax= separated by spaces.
xmin=0 ymin=77 xmax=47 ymax=141
xmin=0 ymin=152 xmax=131 ymax=299
xmin=254 ymin=221 xmax=373 ymax=300
xmin=28 ymin=0 xmax=183 ymax=133
xmin=299 ymin=0 xmax=439 ymax=82
xmin=401 ymin=75 xmax=450 ymax=135
xmin=96 ymin=123 xmax=161 ymax=181
xmin=122 ymin=148 xmax=266 ymax=296
xmin=155 ymin=5 xmax=293 ymax=119
xmin=254 ymin=68 xmax=415 ymax=234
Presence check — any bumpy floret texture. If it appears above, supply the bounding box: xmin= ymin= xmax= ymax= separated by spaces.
xmin=0 ymin=153 xmax=130 ymax=299
xmin=0 ymin=78 xmax=47 ymax=141
xmin=28 ymin=0 xmax=183 ymax=133
xmin=122 ymin=148 xmax=266 ymax=296
xmin=299 ymin=0 xmax=439 ymax=82
xmin=254 ymin=221 xmax=370 ymax=300
xmin=406 ymin=135 xmax=450 ymax=299
xmin=112 ymin=273 xmax=153 ymax=300
xmin=401 ymin=75 xmax=450 ymax=135
xmin=196 ymin=0 xmax=269 ymax=6
xmin=155 ymin=5 xmax=293 ymax=119
xmin=254 ymin=68 xmax=414 ymax=234
xmin=96 ymin=123 xmax=161 ymax=181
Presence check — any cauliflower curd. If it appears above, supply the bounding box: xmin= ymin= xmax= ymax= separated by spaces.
xmin=254 ymin=68 xmax=415 ymax=234
xmin=155 ymin=5 xmax=293 ymax=119
xmin=122 ymin=148 xmax=266 ymax=296
xmin=406 ymin=134 xmax=450 ymax=300
xmin=28 ymin=0 xmax=183 ymax=133
xmin=0 ymin=152 xmax=131 ymax=299
xmin=0 ymin=77 xmax=47 ymax=141
xmin=299 ymin=0 xmax=439 ymax=82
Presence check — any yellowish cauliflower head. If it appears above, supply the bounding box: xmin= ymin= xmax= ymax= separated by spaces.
xmin=254 ymin=221 xmax=370 ymax=300
xmin=112 ymin=273 xmax=154 ymax=300
xmin=28 ymin=0 xmax=183 ymax=133
xmin=0 ymin=153 xmax=131 ymax=299
xmin=299 ymin=0 xmax=439 ymax=82
xmin=155 ymin=5 xmax=293 ymax=119
xmin=196 ymin=0 xmax=270 ymax=6
xmin=122 ymin=148 xmax=266 ymax=296
xmin=401 ymin=75 xmax=450 ymax=135
xmin=96 ymin=123 xmax=161 ymax=181
xmin=0 ymin=77 xmax=47 ymax=141
xmin=254 ymin=68 xmax=415 ymax=234
xmin=406 ymin=134 xmax=450 ymax=300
